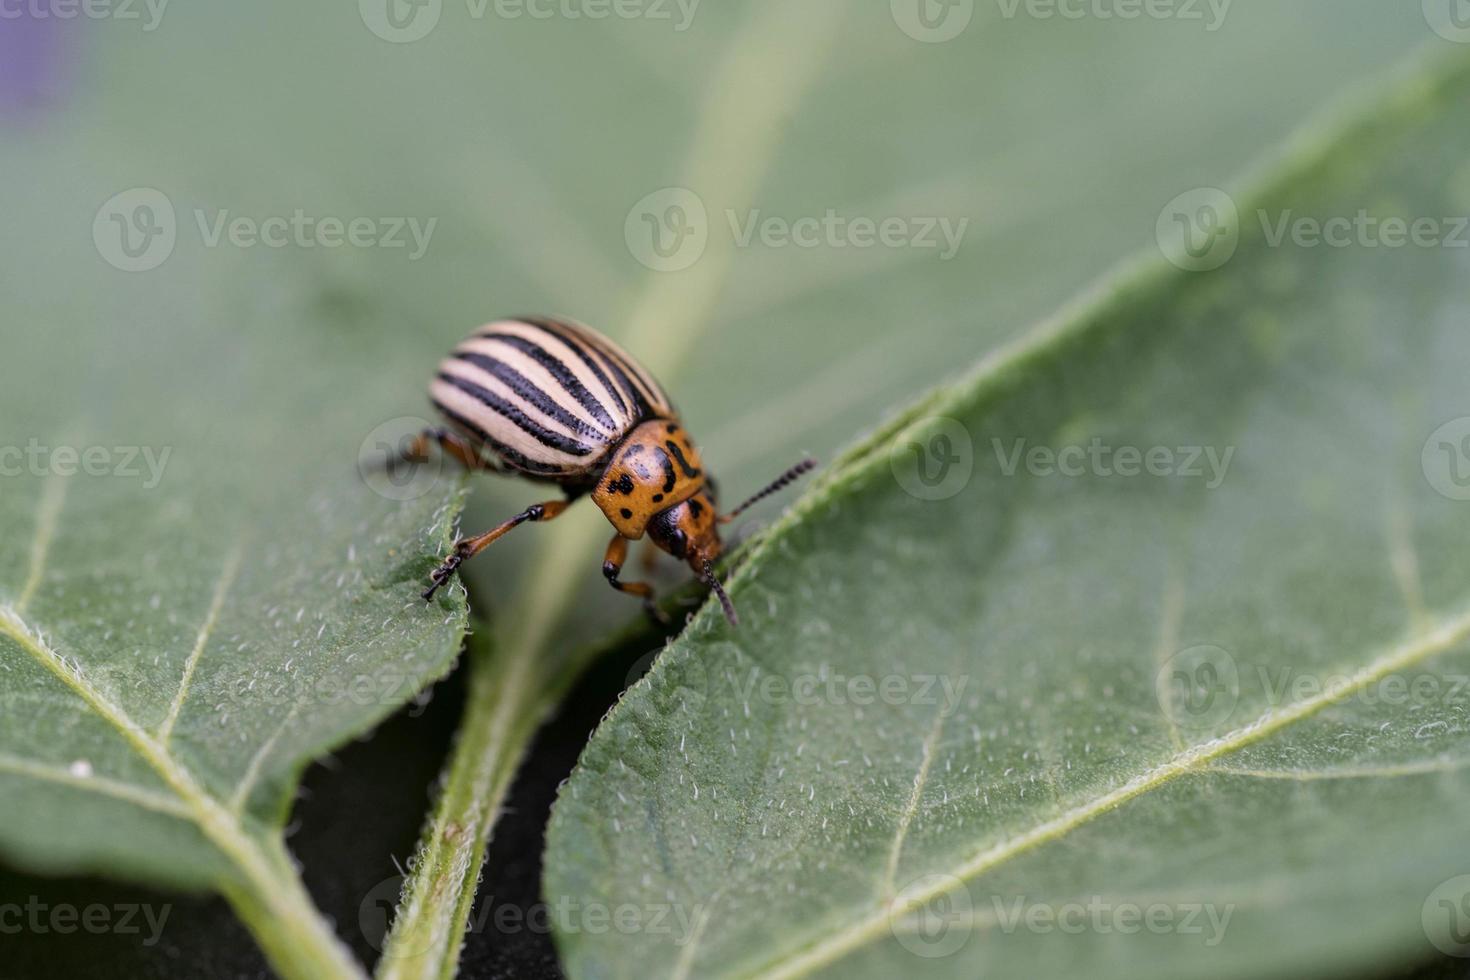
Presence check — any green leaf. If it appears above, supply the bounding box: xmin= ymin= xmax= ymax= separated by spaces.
xmin=0 ymin=39 xmax=475 ymax=980
xmin=544 ymin=49 xmax=1470 ymax=980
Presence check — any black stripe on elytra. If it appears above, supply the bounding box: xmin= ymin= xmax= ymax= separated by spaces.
xmin=651 ymin=445 xmax=677 ymax=493
xmin=475 ymin=330 xmax=618 ymax=432
xmin=591 ymin=344 xmax=653 ymax=419
xmin=518 ymin=318 xmax=633 ymax=420
xmin=430 ymin=398 xmax=568 ymax=476
xmin=453 ymin=352 xmax=605 ymax=442
xmin=665 ymin=440 xmax=701 ymax=478
xmin=437 ymin=372 xmax=594 ymax=457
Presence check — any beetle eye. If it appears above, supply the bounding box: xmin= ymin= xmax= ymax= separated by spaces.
xmin=670 ymin=530 xmax=688 ymax=558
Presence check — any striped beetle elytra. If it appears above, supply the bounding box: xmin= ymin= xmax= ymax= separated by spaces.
xmin=398 ymin=316 xmax=814 ymax=625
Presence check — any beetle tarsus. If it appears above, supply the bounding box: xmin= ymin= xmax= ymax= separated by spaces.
xmin=423 ymin=550 xmax=465 ymax=602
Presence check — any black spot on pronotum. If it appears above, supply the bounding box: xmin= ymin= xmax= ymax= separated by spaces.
xmin=651 ymin=493 xmax=664 ymax=503
xmin=666 ymin=422 xmax=679 ymax=433
xmin=652 ymin=446 xmax=677 ymax=493
xmin=665 ymin=440 xmax=701 ymax=478
xmin=620 ymin=508 xmax=633 ymax=519
xmin=608 ymin=473 xmax=635 ymax=495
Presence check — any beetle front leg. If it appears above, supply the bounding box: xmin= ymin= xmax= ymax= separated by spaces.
xmin=602 ymin=534 xmax=668 ymax=626
xmin=424 ymin=498 xmax=571 ymax=601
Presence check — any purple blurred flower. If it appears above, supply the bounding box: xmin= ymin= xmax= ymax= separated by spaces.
xmin=0 ymin=11 xmax=75 ymax=116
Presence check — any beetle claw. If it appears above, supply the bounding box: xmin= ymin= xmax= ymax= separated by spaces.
xmin=423 ymin=552 xmax=464 ymax=602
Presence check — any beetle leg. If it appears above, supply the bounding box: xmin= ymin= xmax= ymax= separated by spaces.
xmin=602 ymin=534 xmax=668 ymax=626
xmin=423 ymin=499 xmax=570 ymax=601
xmin=398 ymin=427 xmax=487 ymax=471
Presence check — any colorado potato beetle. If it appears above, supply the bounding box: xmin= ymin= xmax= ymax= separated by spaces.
xmin=402 ymin=316 xmax=814 ymax=625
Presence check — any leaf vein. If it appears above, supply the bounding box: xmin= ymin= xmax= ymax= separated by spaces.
xmin=160 ymin=544 xmax=244 ymax=743
xmin=754 ymin=606 xmax=1470 ymax=980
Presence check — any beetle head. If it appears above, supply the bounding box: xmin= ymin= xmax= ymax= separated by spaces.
xmin=647 ymin=488 xmax=722 ymax=573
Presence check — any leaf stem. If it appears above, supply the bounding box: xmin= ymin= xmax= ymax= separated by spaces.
xmin=223 ymin=837 xmax=369 ymax=980
xmin=373 ymin=2 xmax=849 ymax=976
xmin=376 ymin=637 xmax=549 ymax=980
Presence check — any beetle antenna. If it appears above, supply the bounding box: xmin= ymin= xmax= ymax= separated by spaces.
xmin=702 ymin=560 xmax=739 ymax=626
xmin=719 ymin=458 xmax=816 ymax=523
